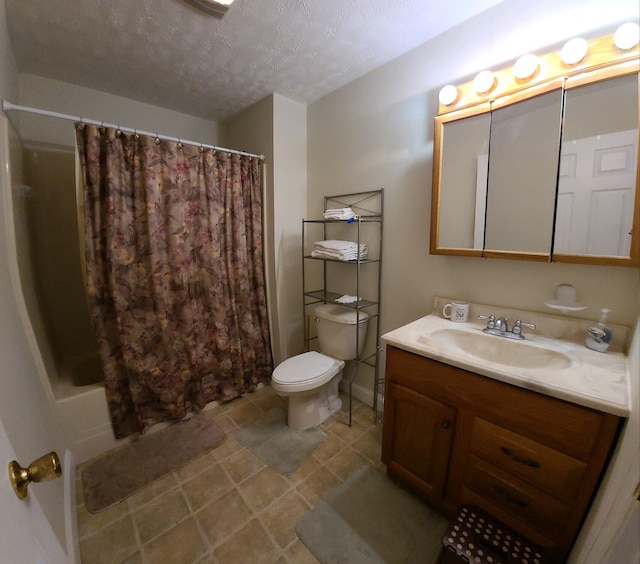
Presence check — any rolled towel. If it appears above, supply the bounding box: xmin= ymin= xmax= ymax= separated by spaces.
xmin=335 ymin=295 xmax=358 ymax=304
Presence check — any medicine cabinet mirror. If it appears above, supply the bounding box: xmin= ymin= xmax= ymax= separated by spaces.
xmin=431 ymin=31 xmax=639 ymax=267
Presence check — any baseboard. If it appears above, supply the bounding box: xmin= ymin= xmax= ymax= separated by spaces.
xmin=64 ymin=449 xmax=80 ymax=563
xmin=339 ymin=380 xmax=373 ymax=407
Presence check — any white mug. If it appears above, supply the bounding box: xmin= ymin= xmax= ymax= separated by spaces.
xmin=443 ymin=301 xmax=469 ymax=323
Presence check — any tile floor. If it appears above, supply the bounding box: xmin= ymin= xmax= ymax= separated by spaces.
xmin=76 ymin=385 xmax=385 ymax=564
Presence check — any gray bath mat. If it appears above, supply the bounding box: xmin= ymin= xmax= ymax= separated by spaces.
xmin=82 ymin=412 xmax=225 ymax=513
xmin=296 ymin=465 xmax=449 ymax=563
xmin=235 ymin=407 xmax=327 ymax=475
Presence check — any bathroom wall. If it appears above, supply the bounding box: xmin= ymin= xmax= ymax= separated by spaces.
xmin=17 ymin=74 xmax=223 ymax=149
xmin=307 ymin=0 xmax=640 ymax=395
xmin=225 ymin=93 xmax=307 ymax=364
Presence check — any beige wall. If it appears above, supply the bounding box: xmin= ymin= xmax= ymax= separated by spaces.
xmin=17 ymin=73 xmax=223 ymax=148
xmin=225 ymin=93 xmax=307 ymax=364
xmin=0 ymin=0 xmax=18 ymax=102
xmin=272 ymin=94 xmax=307 ymax=360
xmin=308 ymin=0 xmax=640 ymax=348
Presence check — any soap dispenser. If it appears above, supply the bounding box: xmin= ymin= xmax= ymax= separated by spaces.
xmin=585 ymin=308 xmax=612 ymax=353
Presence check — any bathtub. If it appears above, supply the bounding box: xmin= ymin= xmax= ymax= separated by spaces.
xmin=63 ymin=352 xmax=104 ymax=387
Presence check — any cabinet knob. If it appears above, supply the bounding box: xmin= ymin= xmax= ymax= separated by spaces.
xmin=442 ymin=420 xmax=451 ymax=429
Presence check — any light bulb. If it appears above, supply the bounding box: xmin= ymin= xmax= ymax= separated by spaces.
xmin=438 ymin=85 xmax=458 ymax=106
xmin=560 ymin=38 xmax=588 ymax=65
xmin=513 ymin=54 xmax=540 ymax=80
xmin=614 ymin=22 xmax=640 ymax=50
xmin=473 ymin=71 xmax=496 ymax=94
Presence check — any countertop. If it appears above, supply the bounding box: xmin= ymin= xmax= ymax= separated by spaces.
xmin=381 ymin=306 xmax=630 ymax=417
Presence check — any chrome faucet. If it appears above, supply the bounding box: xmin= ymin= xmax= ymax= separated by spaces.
xmin=478 ymin=314 xmax=536 ymax=340
xmin=494 ymin=317 xmax=509 ymax=332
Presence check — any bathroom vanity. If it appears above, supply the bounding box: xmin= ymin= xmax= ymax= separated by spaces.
xmin=381 ymin=300 xmax=630 ymax=563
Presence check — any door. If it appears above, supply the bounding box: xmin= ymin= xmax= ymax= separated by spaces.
xmin=0 ymin=420 xmax=68 ymax=563
xmin=555 ymin=129 xmax=637 ymax=256
xmin=382 ymin=382 xmax=456 ymax=503
xmin=0 ymin=115 xmax=71 ymax=562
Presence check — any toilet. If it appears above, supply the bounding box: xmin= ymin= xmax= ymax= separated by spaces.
xmin=271 ymin=304 xmax=369 ymax=431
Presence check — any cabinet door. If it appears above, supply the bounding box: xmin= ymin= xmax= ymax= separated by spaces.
xmin=382 ymin=382 xmax=455 ymax=503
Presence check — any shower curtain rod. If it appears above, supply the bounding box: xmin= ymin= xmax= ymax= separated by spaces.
xmin=2 ymin=100 xmax=265 ymax=160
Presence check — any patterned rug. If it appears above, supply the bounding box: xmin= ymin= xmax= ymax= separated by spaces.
xmin=296 ymin=465 xmax=449 ymax=563
xmin=82 ymin=412 xmax=225 ymax=513
xmin=235 ymin=407 xmax=327 ymax=475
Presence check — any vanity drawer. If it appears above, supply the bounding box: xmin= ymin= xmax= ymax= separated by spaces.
xmin=462 ymin=455 xmax=572 ymax=538
xmin=470 ymin=417 xmax=587 ymax=502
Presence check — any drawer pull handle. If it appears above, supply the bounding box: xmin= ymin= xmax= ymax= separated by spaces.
xmin=500 ymin=446 xmax=541 ymax=468
xmin=492 ymin=484 xmax=529 ymax=507
xmin=442 ymin=420 xmax=451 ymax=429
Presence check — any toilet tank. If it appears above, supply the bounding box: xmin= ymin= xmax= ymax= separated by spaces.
xmin=314 ymin=304 xmax=369 ymax=360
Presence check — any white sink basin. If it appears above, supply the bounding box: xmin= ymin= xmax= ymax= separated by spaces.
xmin=430 ymin=328 xmax=572 ymax=370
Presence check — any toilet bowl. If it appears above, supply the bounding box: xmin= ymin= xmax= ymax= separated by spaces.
xmin=271 ymin=304 xmax=369 ymax=431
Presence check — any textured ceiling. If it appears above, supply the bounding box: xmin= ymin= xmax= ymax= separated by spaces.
xmin=6 ymin=0 xmax=504 ymax=122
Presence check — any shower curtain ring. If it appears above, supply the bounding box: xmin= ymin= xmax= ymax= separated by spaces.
xmin=198 ymin=144 xmax=204 ymax=154
xmin=154 ymin=135 xmax=161 ymax=145
xmin=177 ymin=138 xmax=183 ymax=149
xmin=134 ymin=129 xmax=140 ymax=141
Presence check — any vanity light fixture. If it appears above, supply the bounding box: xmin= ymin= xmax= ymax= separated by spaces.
xmin=613 ymin=22 xmax=640 ymax=50
xmin=473 ymin=70 xmax=496 ymax=94
xmin=437 ymin=25 xmax=637 ymax=114
xmin=560 ymin=37 xmax=588 ymax=65
xmin=438 ymin=85 xmax=458 ymax=106
xmin=513 ymin=54 xmax=540 ymax=80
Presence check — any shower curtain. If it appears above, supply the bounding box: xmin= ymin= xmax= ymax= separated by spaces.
xmin=75 ymin=124 xmax=272 ymax=438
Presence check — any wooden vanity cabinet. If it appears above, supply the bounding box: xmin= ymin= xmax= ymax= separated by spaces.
xmin=381 ymin=345 xmax=622 ymax=563
xmin=381 ymin=381 xmax=456 ymax=502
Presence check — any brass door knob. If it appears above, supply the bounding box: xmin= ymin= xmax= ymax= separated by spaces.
xmin=8 ymin=452 xmax=62 ymax=500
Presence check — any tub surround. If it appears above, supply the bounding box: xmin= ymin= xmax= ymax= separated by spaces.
xmin=381 ymin=297 xmax=630 ymax=417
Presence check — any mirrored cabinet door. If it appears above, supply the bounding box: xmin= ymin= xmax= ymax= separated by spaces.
xmin=432 ymin=106 xmax=490 ymax=253
xmin=484 ymin=85 xmax=563 ymax=258
xmin=554 ymin=70 xmax=639 ymax=266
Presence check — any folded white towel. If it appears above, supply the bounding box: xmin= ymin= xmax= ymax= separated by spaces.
xmin=323 ymin=207 xmax=356 ymax=220
xmin=311 ymin=240 xmax=368 ymax=261
xmin=314 ymin=240 xmax=366 ymax=252
xmin=311 ymin=250 xmax=364 ymax=261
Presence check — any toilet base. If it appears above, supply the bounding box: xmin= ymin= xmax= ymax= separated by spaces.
xmin=286 ymin=375 xmax=343 ymax=431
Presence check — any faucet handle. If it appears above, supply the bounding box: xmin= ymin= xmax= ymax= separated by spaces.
xmin=477 ymin=314 xmax=496 ymax=329
xmin=512 ymin=320 xmax=536 ymax=335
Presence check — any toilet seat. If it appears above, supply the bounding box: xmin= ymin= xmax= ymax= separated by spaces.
xmin=271 ymin=351 xmax=343 ymax=393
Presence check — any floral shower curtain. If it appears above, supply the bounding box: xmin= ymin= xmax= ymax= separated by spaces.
xmin=75 ymin=124 xmax=272 ymax=438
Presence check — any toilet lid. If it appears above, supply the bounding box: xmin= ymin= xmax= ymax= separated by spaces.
xmin=272 ymin=351 xmax=337 ymax=384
